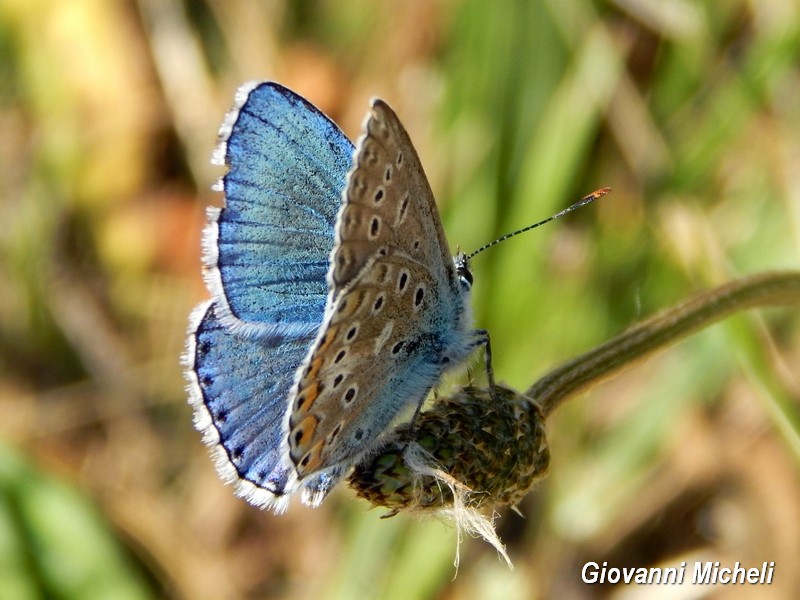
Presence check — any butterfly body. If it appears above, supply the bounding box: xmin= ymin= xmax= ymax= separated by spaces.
xmin=185 ymin=82 xmax=484 ymax=511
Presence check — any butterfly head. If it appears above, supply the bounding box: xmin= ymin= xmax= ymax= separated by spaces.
xmin=454 ymin=252 xmax=473 ymax=292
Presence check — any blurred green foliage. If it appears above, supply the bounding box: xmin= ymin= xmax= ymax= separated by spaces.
xmin=0 ymin=0 xmax=798 ymax=598
xmin=0 ymin=443 xmax=152 ymax=599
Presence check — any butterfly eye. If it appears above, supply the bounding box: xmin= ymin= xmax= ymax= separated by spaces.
xmin=456 ymin=264 xmax=473 ymax=290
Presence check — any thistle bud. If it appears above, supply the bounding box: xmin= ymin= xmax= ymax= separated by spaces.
xmin=349 ymin=385 xmax=549 ymax=512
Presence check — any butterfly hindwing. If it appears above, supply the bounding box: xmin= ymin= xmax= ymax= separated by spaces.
xmin=185 ymin=301 xmax=310 ymax=511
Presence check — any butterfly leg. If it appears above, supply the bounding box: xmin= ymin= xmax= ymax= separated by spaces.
xmin=472 ymin=329 xmax=499 ymax=401
xmin=406 ymin=390 xmax=431 ymax=440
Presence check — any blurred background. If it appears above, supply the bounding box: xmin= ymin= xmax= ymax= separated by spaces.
xmin=1 ymin=0 xmax=799 ymax=598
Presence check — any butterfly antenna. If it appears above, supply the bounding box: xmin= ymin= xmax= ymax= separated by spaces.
xmin=467 ymin=187 xmax=611 ymax=260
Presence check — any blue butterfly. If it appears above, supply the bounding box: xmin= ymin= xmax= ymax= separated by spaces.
xmin=185 ymin=82 xmax=487 ymax=511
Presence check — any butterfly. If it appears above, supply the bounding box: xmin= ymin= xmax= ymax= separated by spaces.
xmin=185 ymin=81 xmax=490 ymax=512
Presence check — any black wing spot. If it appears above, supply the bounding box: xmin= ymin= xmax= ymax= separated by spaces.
xmin=392 ymin=341 xmax=404 ymax=354
xmin=414 ymin=286 xmax=424 ymax=307
xmin=373 ymin=295 xmax=384 ymax=312
xmin=370 ymin=216 xmax=380 ymax=237
xmin=344 ymin=387 xmax=357 ymax=403
xmin=334 ymin=349 xmax=347 ymax=363
xmin=398 ymin=194 xmax=410 ymax=222
xmin=374 ymin=188 xmax=384 ymax=203
xmin=398 ymin=271 xmax=409 ymax=292
xmin=384 ymin=166 xmax=392 ymax=181
xmin=333 ymin=373 xmax=344 ymax=388
xmin=346 ymin=325 xmax=358 ymax=341
xmin=328 ymin=423 xmax=342 ymax=442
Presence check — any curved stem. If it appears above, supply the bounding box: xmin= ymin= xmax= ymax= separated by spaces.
xmin=527 ymin=271 xmax=800 ymax=418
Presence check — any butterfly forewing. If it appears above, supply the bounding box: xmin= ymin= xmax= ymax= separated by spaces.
xmin=286 ymin=99 xmax=470 ymax=482
xmin=329 ymin=100 xmax=455 ymax=292
xmin=207 ymin=82 xmax=352 ymax=337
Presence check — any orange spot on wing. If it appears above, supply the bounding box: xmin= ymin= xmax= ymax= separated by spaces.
xmin=292 ymin=414 xmax=319 ymax=449
xmin=304 ymin=357 xmax=325 ymax=383
xmin=297 ymin=440 xmax=326 ymax=475
xmin=318 ymin=326 xmax=338 ymax=351
xmin=295 ymin=381 xmax=321 ymax=416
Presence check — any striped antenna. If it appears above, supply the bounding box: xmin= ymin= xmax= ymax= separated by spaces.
xmin=467 ymin=187 xmax=611 ymax=260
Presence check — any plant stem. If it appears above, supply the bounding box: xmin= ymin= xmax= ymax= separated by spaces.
xmin=528 ymin=271 xmax=800 ymax=418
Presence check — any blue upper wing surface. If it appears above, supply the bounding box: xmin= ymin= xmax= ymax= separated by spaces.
xmin=207 ymin=82 xmax=354 ymax=336
xmin=187 ymin=301 xmax=307 ymax=508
